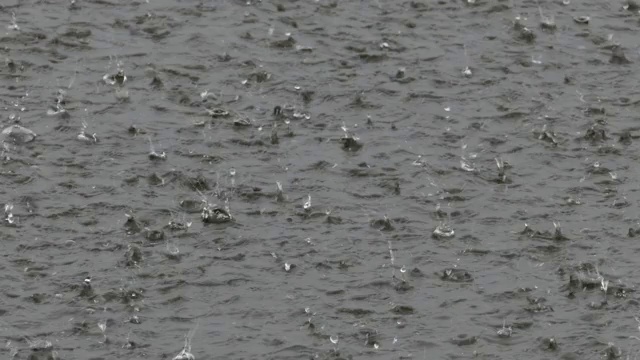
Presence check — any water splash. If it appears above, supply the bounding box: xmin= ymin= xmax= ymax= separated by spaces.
xmin=460 ymin=158 xmax=475 ymax=172
xmin=462 ymin=44 xmax=472 ymax=77
xmin=303 ymin=194 xmax=311 ymax=211
xmin=5 ymin=340 xmax=18 ymax=358
xmin=98 ymin=318 xmax=107 ymax=343
xmin=329 ymin=335 xmax=339 ymax=352
xmin=173 ymin=322 xmax=199 ymax=360
xmin=388 ymin=240 xmax=395 ymax=278
xmin=275 ymin=181 xmax=285 ymax=202
xmin=229 ymin=168 xmax=236 ymax=187
xmin=496 ymin=319 xmax=512 ymax=338
xmin=148 ymin=136 xmax=166 ymax=160
xmin=4 ymin=204 xmax=15 ymax=225
xmin=7 ymin=12 xmax=19 ymax=31
xmin=433 ymin=222 xmax=455 ymax=239
xmin=78 ymin=120 xmax=98 ymax=143
xmin=538 ymin=3 xmax=556 ymax=30
xmin=163 ymin=229 xmax=180 ymax=252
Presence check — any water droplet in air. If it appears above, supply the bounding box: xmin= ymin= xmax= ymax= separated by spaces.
xmin=330 ymin=335 xmax=339 ymax=345
xmin=229 ymin=168 xmax=236 ymax=176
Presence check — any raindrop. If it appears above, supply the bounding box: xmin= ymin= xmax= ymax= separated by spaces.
xmin=330 ymin=335 xmax=339 ymax=345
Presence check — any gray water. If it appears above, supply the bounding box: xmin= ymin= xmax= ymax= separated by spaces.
xmin=2 ymin=0 xmax=640 ymax=359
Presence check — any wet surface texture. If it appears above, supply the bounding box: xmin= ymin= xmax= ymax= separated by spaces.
xmin=1 ymin=0 xmax=640 ymax=359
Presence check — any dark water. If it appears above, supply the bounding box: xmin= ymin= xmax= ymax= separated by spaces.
xmin=1 ymin=0 xmax=640 ymax=358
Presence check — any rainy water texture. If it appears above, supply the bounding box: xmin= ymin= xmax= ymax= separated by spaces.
xmin=1 ymin=0 xmax=640 ymax=359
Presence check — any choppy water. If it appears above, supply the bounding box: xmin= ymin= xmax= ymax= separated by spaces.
xmin=2 ymin=0 xmax=640 ymax=359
